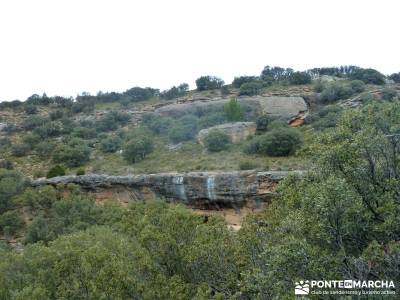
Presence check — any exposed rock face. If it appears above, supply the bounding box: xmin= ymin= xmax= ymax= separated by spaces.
xmin=154 ymin=96 xmax=308 ymax=120
xmin=32 ymin=171 xmax=300 ymax=207
xmin=197 ymin=122 xmax=256 ymax=144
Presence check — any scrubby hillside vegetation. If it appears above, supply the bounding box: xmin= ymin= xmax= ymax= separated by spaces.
xmin=0 ymin=65 xmax=400 ymax=298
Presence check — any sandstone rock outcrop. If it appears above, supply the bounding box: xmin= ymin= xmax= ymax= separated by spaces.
xmin=154 ymin=96 xmax=308 ymax=121
xmin=32 ymin=171 xmax=301 ymax=207
xmin=197 ymin=122 xmax=256 ymax=144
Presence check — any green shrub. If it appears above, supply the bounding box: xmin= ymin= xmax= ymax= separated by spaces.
xmin=258 ymin=128 xmax=302 ymax=156
xmin=0 ymin=210 xmax=24 ymax=235
xmin=11 ymin=143 xmax=31 ymax=157
xmin=99 ymin=135 xmax=123 ymax=153
xmin=349 ymin=68 xmax=386 ymax=85
xmin=33 ymin=122 xmax=62 ymax=138
xmin=382 ymin=88 xmax=397 ymax=101
xmin=35 ymin=141 xmax=56 ymax=159
xmin=143 ymin=115 xmax=175 ymax=135
xmin=0 ymin=159 xmax=13 ymax=170
xmin=239 ymin=81 xmax=263 ymax=96
xmin=198 ymin=112 xmax=226 ymax=129
xmin=239 ymin=160 xmax=258 ymax=170
xmin=288 ymin=71 xmax=311 ymax=85
xmin=267 ymin=119 xmax=288 ymax=130
xmin=46 ymin=165 xmax=66 ymax=178
xmin=204 ymin=130 xmax=231 ymax=152
xmin=224 ymin=98 xmax=244 ymax=121
xmin=23 ymin=115 xmax=47 ymax=130
xmin=25 ymin=105 xmax=38 ymax=115
xmin=232 ymin=76 xmax=258 ymax=88
xmin=320 ymin=82 xmax=355 ymax=102
xmin=76 ymin=169 xmax=85 ymax=176
xmin=0 ymin=169 xmax=26 ymax=214
xmin=350 ymin=80 xmax=366 ymax=93
xmin=53 ymin=140 xmax=91 ymax=167
xmin=245 ymin=128 xmax=302 ymax=156
xmin=123 ymin=137 xmax=154 ymax=163
xmin=196 ymin=76 xmax=224 ymax=91
xmin=389 ymin=72 xmax=400 ymax=83
xmin=256 ymin=115 xmax=274 ymax=131
xmin=95 ymin=111 xmax=130 ymax=132
xmin=168 ymin=120 xmax=197 ymax=143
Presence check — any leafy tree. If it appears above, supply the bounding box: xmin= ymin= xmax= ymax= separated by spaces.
xmin=123 ymin=137 xmax=154 ymax=163
xmin=320 ymin=82 xmax=355 ymax=102
xmin=203 ymin=130 xmax=231 ymax=152
xmin=224 ymin=98 xmax=244 ymax=121
xmin=239 ymin=102 xmax=400 ymax=298
xmin=46 ymin=165 xmax=66 ymax=178
xmin=195 ymin=76 xmax=224 ymax=91
xmin=143 ymin=114 xmax=175 ymax=135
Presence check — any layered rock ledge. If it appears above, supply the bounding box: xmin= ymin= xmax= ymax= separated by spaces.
xmin=31 ymin=171 xmax=301 ymax=207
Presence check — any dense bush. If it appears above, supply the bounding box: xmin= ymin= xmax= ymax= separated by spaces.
xmin=11 ymin=143 xmax=31 ymax=157
xmin=198 ymin=112 xmax=226 ymax=129
xmin=168 ymin=117 xmax=198 ymax=143
xmin=123 ymin=86 xmax=159 ymax=102
xmin=256 ymin=114 xmax=274 ymax=131
xmin=239 ymin=160 xmax=258 ymax=170
xmin=99 ymin=135 xmax=123 ymax=153
xmin=0 ymin=159 xmax=13 ymax=170
xmin=143 ymin=114 xmax=175 ymax=135
xmin=0 ymin=169 xmax=26 ymax=214
xmin=0 ymin=210 xmax=24 ymax=235
xmin=95 ymin=111 xmax=130 ymax=132
xmin=160 ymin=83 xmax=189 ymax=100
xmin=350 ymin=80 xmax=366 ymax=93
xmin=232 ymin=76 xmax=258 ymax=88
xmin=320 ymin=82 xmax=355 ymax=102
xmin=76 ymin=168 xmax=85 ymax=176
xmin=23 ymin=115 xmax=47 ymax=130
xmin=24 ymin=105 xmax=38 ymax=115
xmin=239 ymin=81 xmax=263 ymax=96
xmin=288 ymin=71 xmax=311 ymax=85
xmin=46 ymin=165 xmax=66 ymax=178
xmin=244 ymin=128 xmax=302 ymax=156
xmin=203 ymin=130 xmax=231 ymax=152
xmin=348 ymin=68 xmax=386 ymax=85
xmin=35 ymin=141 xmax=56 ymax=159
xmin=261 ymin=66 xmax=293 ymax=81
xmin=224 ymin=98 xmax=244 ymax=121
xmin=382 ymin=88 xmax=398 ymax=101
xmin=123 ymin=137 xmax=154 ymax=163
xmin=389 ymin=72 xmax=400 ymax=83
xmin=195 ymin=76 xmax=224 ymax=91
xmin=33 ymin=122 xmax=62 ymax=138
xmin=52 ymin=140 xmax=91 ymax=167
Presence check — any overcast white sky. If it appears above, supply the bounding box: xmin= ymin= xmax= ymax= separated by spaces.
xmin=0 ymin=0 xmax=399 ymax=101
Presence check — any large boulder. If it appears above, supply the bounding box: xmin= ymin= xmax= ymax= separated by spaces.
xmin=197 ymin=122 xmax=256 ymax=144
xmin=154 ymin=96 xmax=308 ymax=120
